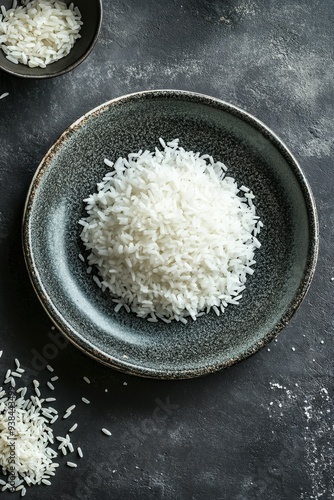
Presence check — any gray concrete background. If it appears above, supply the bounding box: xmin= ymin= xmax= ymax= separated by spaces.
xmin=0 ymin=0 xmax=333 ymax=498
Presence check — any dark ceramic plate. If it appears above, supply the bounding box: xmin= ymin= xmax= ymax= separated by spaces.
xmin=22 ymin=90 xmax=319 ymax=379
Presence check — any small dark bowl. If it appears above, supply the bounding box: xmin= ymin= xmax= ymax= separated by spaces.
xmin=0 ymin=0 xmax=102 ymax=78
xmin=22 ymin=90 xmax=319 ymax=379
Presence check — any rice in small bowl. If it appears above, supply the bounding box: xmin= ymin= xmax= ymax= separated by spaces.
xmin=0 ymin=0 xmax=102 ymax=78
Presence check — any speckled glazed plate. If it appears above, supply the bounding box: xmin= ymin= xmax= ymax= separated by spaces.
xmin=22 ymin=90 xmax=319 ymax=379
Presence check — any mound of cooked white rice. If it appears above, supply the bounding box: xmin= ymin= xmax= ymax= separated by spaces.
xmin=0 ymin=0 xmax=82 ymax=68
xmin=79 ymin=139 xmax=263 ymax=324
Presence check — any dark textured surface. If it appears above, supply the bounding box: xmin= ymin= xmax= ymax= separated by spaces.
xmin=0 ymin=0 xmax=333 ymax=498
xmin=22 ymin=90 xmax=318 ymax=378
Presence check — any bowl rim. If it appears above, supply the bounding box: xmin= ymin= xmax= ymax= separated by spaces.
xmin=0 ymin=0 xmax=103 ymax=79
xmin=22 ymin=89 xmax=319 ymax=379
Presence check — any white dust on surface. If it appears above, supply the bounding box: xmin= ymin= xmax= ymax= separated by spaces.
xmin=219 ymin=0 xmax=257 ymax=24
xmin=267 ymin=380 xmax=334 ymax=499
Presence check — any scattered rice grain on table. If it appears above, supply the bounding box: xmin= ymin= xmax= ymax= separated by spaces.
xmin=0 ymin=357 xmax=90 ymax=491
xmin=0 ymin=378 xmax=60 ymax=490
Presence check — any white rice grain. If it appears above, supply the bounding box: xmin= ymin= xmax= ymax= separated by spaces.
xmin=66 ymin=404 xmax=76 ymax=413
xmin=101 ymin=428 xmax=111 ymax=436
